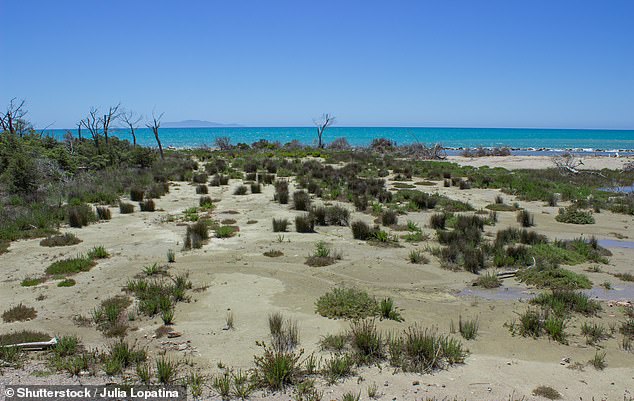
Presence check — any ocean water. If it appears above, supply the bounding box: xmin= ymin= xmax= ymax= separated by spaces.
xmin=45 ymin=126 xmax=634 ymax=152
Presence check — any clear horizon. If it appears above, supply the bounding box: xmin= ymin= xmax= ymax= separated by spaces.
xmin=1 ymin=0 xmax=633 ymax=130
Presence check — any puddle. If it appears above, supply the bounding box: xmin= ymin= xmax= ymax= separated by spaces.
xmin=583 ymin=283 xmax=634 ymax=301
xmin=457 ymin=286 xmax=537 ymax=301
xmin=598 ymin=185 xmax=634 ymax=193
xmin=597 ymin=239 xmax=634 ymax=249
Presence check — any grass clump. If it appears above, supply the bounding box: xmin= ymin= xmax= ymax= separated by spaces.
xmin=119 ymin=202 xmax=135 ymax=214
xmin=351 ymin=220 xmax=373 ymax=240
xmin=305 ymin=241 xmax=340 ymax=267
xmin=272 ymin=218 xmax=290 ymax=232
xmin=87 ymin=245 xmax=109 ymax=259
xmin=516 ymin=210 xmax=534 ymax=227
xmin=130 ymin=188 xmax=145 ymax=201
xmin=233 ymin=185 xmax=248 ymax=195
xmin=381 ymin=210 xmax=398 ymax=226
xmin=316 ymin=288 xmax=379 ymax=320
xmin=46 ymin=255 xmax=95 ymax=276
xmin=320 ymin=333 xmax=349 ymax=352
xmin=408 ymin=249 xmax=429 ymax=264
xmin=40 ymin=233 xmax=81 ymax=247
xmin=474 ymin=272 xmax=501 ymax=288
xmin=263 ymin=250 xmax=283 ymax=257
xmin=195 ymin=184 xmax=208 ymax=194
xmin=293 ymin=190 xmax=311 ymax=211
xmin=379 ymin=297 xmax=403 ymax=322
xmin=216 ymin=225 xmax=237 ymax=238
xmin=295 ymin=214 xmax=315 ymax=233
xmin=517 ymin=265 xmax=592 ymax=290
xmin=2 ymin=303 xmax=37 ymax=323
xmin=555 ymin=206 xmax=595 ymax=224
xmin=392 ymin=325 xmax=466 ymax=373
xmin=139 ymin=199 xmax=156 ymax=212
xmin=531 ymin=290 xmax=600 ymax=316
xmin=96 ymin=206 xmax=112 ymax=220
xmin=184 ymin=220 xmax=209 ymax=249
xmin=67 ymin=203 xmax=97 ymax=228
xmin=589 ymin=350 xmax=606 ymax=370
xmin=457 ymin=316 xmax=479 ymax=340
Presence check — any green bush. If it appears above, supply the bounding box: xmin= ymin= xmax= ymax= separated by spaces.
xmin=555 ymin=207 xmax=595 ymax=224
xmin=316 ymin=288 xmax=379 ymax=319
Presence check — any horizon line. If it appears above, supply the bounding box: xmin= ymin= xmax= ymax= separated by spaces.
xmin=41 ymin=125 xmax=634 ymax=131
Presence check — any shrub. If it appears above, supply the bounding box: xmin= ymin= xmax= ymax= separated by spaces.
xmin=67 ymin=203 xmax=96 ymax=228
xmin=295 ymin=214 xmax=314 ymax=233
xmin=474 ymin=272 xmax=501 ymax=288
xmin=234 ymin=185 xmax=248 ymax=195
xmin=293 ymin=191 xmax=311 ymax=211
xmin=397 ymin=325 xmax=466 ymax=372
xmin=316 ymin=288 xmax=379 ymax=319
xmin=40 ymin=233 xmax=81 ymax=247
xmin=199 ymin=196 xmax=214 ymax=209
xmin=96 ymin=206 xmax=111 ymax=220
xmin=381 ymin=210 xmax=398 ymax=226
xmin=517 ymin=266 xmax=592 ymax=290
xmin=251 ymin=182 xmax=262 ymax=194
xmin=130 ymin=188 xmax=145 ymax=201
xmin=184 ymin=221 xmax=209 ymax=249
xmin=323 ymin=353 xmax=355 ymax=384
xmin=353 ymin=195 xmax=368 ymax=211
xmin=2 ymin=303 xmax=37 ymax=322
xmin=192 ymin=173 xmax=208 ymax=184
xmin=516 ymin=210 xmax=534 ymax=227
xmin=532 ymin=386 xmax=562 ymax=400
xmin=531 ymin=290 xmax=601 ymax=316
xmin=351 ymin=220 xmax=372 ymax=240
xmin=167 ymin=249 xmax=175 ymax=263
xmin=555 ymin=207 xmax=595 ymax=224
xmin=312 ymin=206 xmax=327 ymax=225
xmin=139 ymin=199 xmax=156 ymax=212
xmin=195 ymin=184 xmax=208 ymax=194
xmin=272 ymin=218 xmax=290 ymax=232
xmin=350 ymin=319 xmax=385 ymax=363
xmin=119 ymin=202 xmax=134 ymax=214
xmin=46 ymin=255 xmax=95 ymax=275
xmin=429 ymin=213 xmax=446 ymax=229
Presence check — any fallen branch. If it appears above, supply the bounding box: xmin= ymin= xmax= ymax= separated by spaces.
xmin=1 ymin=337 xmax=57 ymax=350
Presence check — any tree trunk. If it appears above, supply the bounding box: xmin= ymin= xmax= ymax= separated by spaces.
xmin=153 ymin=128 xmax=164 ymax=159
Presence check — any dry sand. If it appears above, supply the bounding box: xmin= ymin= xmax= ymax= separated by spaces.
xmin=1 ymin=157 xmax=633 ymax=400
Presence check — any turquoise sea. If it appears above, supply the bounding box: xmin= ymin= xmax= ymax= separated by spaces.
xmin=46 ymin=127 xmax=634 ymax=154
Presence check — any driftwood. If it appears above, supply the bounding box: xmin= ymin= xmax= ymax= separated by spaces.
xmin=1 ymin=337 xmax=57 ymax=350
xmin=496 ymin=257 xmax=536 ymax=279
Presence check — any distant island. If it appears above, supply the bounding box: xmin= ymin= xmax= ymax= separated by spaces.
xmin=161 ymin=120 xmax=242 ymax=128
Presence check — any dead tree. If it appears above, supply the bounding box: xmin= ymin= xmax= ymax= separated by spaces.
xmin=77 ymin=122 xmax=82 ymax=141
xmin=102 ymin=103 xmax=120 ymax=145
xmin=0 ymin=98 xmax=28 ymax=136
xmin=552 ymin=152 xmax=584 ymax=175
xmin=120 ymin=109 xmax=143 ymax=147
xmin=313 ymin=113 xmax=335 ymax=149
xmin=80 ymin=107 xmax=102 ymax=151
xmin=147 ymin=112 xmax=165 ymax=160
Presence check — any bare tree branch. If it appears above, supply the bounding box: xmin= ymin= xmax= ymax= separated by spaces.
xmin=1 ymin=98 xmax=28 ymax=136
xmin=120 ymin=108 xmax=143 ymax=147
xmin=102 ymin=103 xmax=121 ymax=145
xmin=313 ymin=113 xmax=335 ymax=149
xmin=146 ymin=111 xmax=165 ymax=159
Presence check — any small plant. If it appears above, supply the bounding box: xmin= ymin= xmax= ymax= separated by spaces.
xmin=212 ymin=372 xmax=231 ymax=399
xmin=156 ymin=356 xmax=177 ymax=384
xmin=351 ymin=220 xmax=372 ymax=240
xmin=408 ymin=249 xmax=428 ymax=264
xmin=293 ymin=191 xmax=311 ymax=211
xmin=199 ymin=196 xmax=214 ymax=209
xmin=342 ymin=392 xmax=361 ymax=401
xmin=40 ymin=233 xmax=82 ymax=247
xmin=216 ymin=225 xmax=237 ymax=238
xmin=250 ymin=182 xmax=262 ymax=194
xmin=263 ymin=250 xmax=283 ymax=257
xmin=295 ymin=214 xmax=315 ymax=233
xmin=130 ymin=188 xmax=145 ymax=201
xmin=119 ymin=202 xmax=135 ymax=214
xmin=381 ymin=210 xmax=398 ymax=226
xmin=516 ymin=210 xmax=534 ymax=227
xmin=87 ymin=245 xmax=109 ymax=259
xmin=167 ymin=249 xmax=175 ymax=263
xmin=46 ymin=255 xmax=95 ymax=275
xmin=556 ymin=206 xmax=595 ymax=224
xmin=233 ymin=185 xmax=248 ymax=195
xmin=316 ymin=288 xmax=379 ymax=320
xmin=580 ymin=321 xmax=608 ymax=345
xmin=67 ymin=203 xmax=97 ymax=228
xmin=379 ymin=298 xmax=403 ymax=322
xmin=272 ymin=218 xmax=290 ymax=232
xmin=589 ymin=350 xmax=606 ymax=370
xmin=458 ymin=316 xmax=479 ymax=340
xmin=320 ymin=333 xmax=348 ymax=352
xmin=96 ymin=206 xmax=112 ymax=220
xmin=195 ymin=184 xmax=208 ymax=194
xmin=367 ymin=382 xmax=379 ymax=399
xmin=225 ymin=311 xmax=234 ymax=330
xmin=21 ymin=276 xmax=45 ymax=287
xmin=323 ymin=353 xmax=355 ymax=384
xmin=57 ymin=278 xmax=76 ymax=287
xmin=429 ymin=213 xmax=446 ymax=229
xmin=253 ymin=344 xmax=302 ymax=390
xmin=474 ymin=272 xmax=501 ymax=288
xmin=532 ymin=385 xmax=562 ymax=400
xmin=139 ymin=199 xmax=156 ymax=212
xmin=2 ymin=303 xmax=37 ymax=323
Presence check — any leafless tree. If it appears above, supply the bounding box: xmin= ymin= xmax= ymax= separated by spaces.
xmin=552 ymin=152 xmax=584 ymax=175
xmin=77 ymin=122 xmax=83 ymax=141
xmin=102 ymin=103 xmax=120 ymax=144
xmin=214 ymin=136 xmax=232 ymax=150
xmin=80 ymin=107 xmax=102 ymax=151
xmin=147 ymin=111 xmax=165 ymax=160
xmin=120 ymin=109 xmax=143 ymax=147
xmin=0 ymin=98 xmax=28 ymax=136
xmin=313 ymin=113 xmax=335 ymax=149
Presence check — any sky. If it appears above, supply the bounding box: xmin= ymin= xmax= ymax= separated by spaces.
xmin=1 ymin=0 xmax=633 ymax=129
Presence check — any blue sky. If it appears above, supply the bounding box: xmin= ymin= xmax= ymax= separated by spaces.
xmin=1 ymin=0 xmax=633 ymax=129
